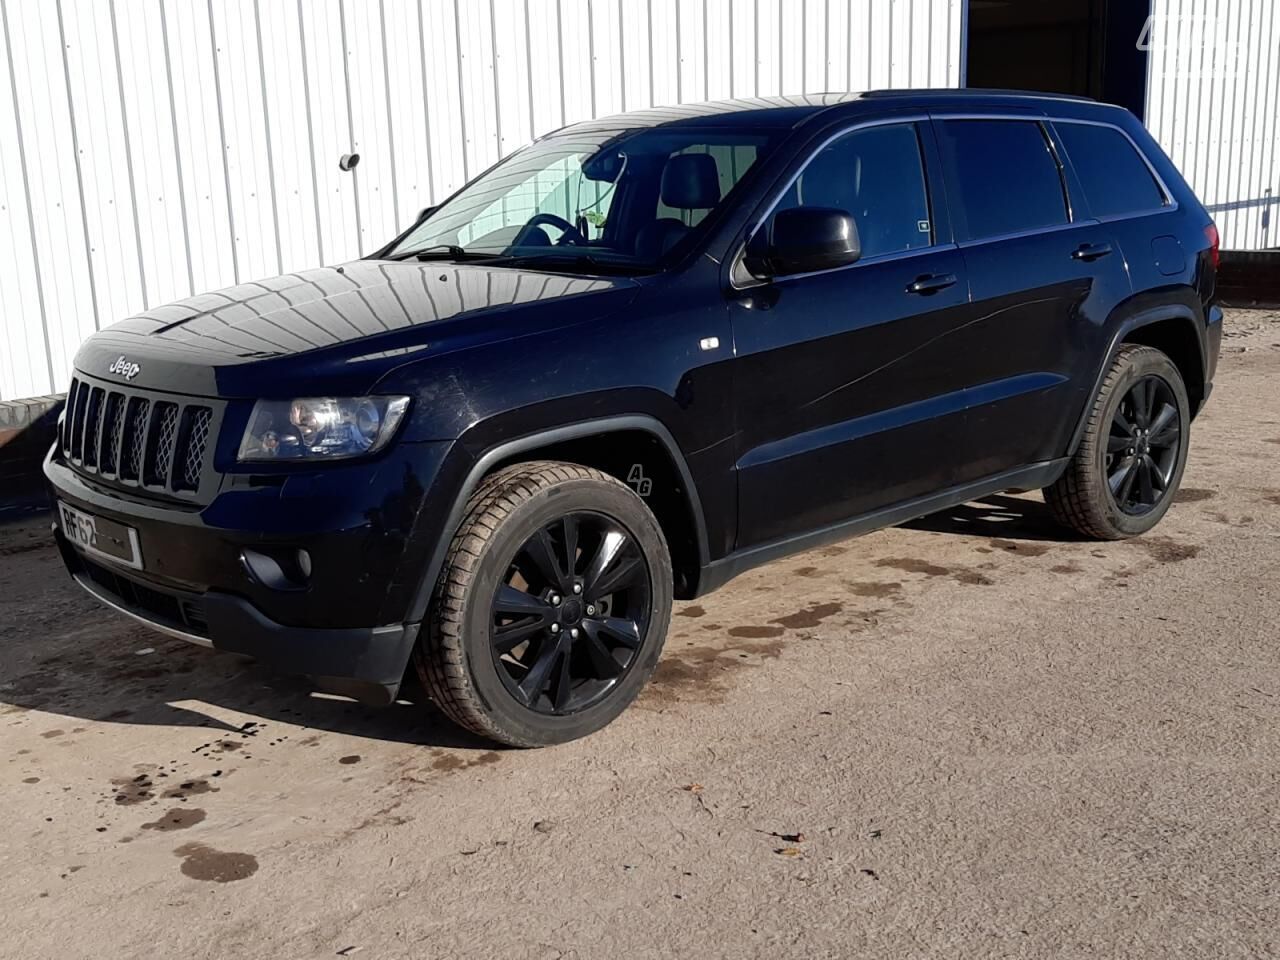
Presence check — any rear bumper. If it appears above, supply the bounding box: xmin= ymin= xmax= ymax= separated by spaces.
xmin=57 ymin=529 xmax=416 ymax=705
xmin=1201 ymin=303 xmax=1224 ymax=412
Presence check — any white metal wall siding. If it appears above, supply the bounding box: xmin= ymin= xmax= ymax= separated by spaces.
xmin=1146 ymin=0 xmax=1280 ymax=252
xmin=0 ymin=0 xmax=961 ymax=401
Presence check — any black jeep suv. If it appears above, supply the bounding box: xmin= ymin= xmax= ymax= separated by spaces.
xmin=46 ymin=91 xmax=1222 ymax=746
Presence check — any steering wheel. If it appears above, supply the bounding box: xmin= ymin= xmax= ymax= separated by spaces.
xmin=512 ymin=212 xmax=587 ymax=248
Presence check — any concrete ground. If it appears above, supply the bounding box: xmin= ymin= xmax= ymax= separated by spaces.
xmin=3 ymin=310 xmax=1278 ymax=959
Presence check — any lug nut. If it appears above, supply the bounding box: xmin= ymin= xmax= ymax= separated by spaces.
xmin=586 ymin=604 xmax=596 ymax=616
xmin=550 ymin=623 xmax=560 ymax=633
xmin=550 ymin=594 xmax=561 ymax=605
xmin=573 ymin=583 xmax=582 ymax=594
xmin=570 ymin=628 xmax=579 ymax=639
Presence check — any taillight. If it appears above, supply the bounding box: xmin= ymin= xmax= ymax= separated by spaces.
xmin=1204 ymin=223 xmax=1220 ymax=270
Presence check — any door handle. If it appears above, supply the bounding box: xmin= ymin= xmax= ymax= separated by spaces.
xmin=906 ymin=273 xmax=958 ymax=295
xmin=1071 ymin=241 xmax=1113 ymax=261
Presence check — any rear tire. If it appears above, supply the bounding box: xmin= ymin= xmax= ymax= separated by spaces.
xmin=1044 ymin=344 xmax=1190 ymax=539
xmin=415 ymin=461 xmax=673 ymax=747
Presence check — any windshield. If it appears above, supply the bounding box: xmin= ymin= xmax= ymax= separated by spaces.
xmin=385 ymin=126 xmax=779 ymax=273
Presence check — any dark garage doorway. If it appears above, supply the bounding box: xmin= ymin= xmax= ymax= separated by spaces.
xmin=964 ymin=0 xmax=1152 ymax=120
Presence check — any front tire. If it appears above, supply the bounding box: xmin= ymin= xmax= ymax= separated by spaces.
xmin=1044 ymin=344 xmax=1190 ymax=539
xmin=415 ymin=461 xmax=673 ymax=747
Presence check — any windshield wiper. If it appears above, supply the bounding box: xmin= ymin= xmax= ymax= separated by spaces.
xmin=386 ymin=244 xmax=499 ymax=262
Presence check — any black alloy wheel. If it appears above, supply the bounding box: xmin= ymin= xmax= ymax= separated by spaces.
xmin=1105 ymin=375 xmax=1181 ymax=516
xmin=417 ymin=461 xmax=673 ymax=747
xmin=1044 ymin=344 xmax=1191 ymax=540
xmin=491 ymin=511 xmax=652 ymax=715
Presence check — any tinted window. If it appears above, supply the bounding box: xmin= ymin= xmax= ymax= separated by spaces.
xmin=936 ymin=120 xmax=1068 ymax=241
xmin=773 ymin=123 xmax=932 ymax=258
xmin=1056 ymin=122 xmax=1166 ymax=217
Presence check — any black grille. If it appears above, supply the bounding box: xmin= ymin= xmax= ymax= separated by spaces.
xmin=176 ymin=407 xmax=213 ymax=491
xmin=146 ymin=402 xmax=179 ymax=486
xmin=61 ymin=376 xmax=219 ymax=499
xmin=81 ymin=387 xmax=104 ymax=467
xmin=99 ymin=393 xmax=125 ymax=474
xmin=80 ymin=556 xmax=209 ymax=638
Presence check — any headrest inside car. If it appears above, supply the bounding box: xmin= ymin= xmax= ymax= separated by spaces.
xmin=660 ymin=153 xmax=722 ymax=209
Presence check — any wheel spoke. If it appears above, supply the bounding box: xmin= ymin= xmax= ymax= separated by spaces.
xmin=1112 ymin=409 xmax=1136 ymax=437
xmin=561 ymin=515 xmax=579 ymax=580
xmin=1116 ymin=458 xmax=1140 ymax=504
xmin=1143 ymin=454 xmax=1168 ymax=492
xmin=590 ymin=616 xmax=642 ymax=649
xmin=1149 ymin=406 xmax=1180 ymax=447
xmin=494 ymin=584 xmax=551 ymax=618
xmin=1148 ymin=402 xmax=1175 ymax=437
xmin=590 ymin=554 xmax=644 ymax=600
xmin=551 ymin=646 xmax=573 ymax=712
xmin=1108 ymin=455 xmax=1137 ymax=494
xmin=583 ymin=528 xmax=628 ymax=596
xmin=578 ymin=624 xmax=624 ymax=679
xmin=1107 ymin=431 xmax=1132 ymax=454
xmin=1133 ymin=380 xmax=1153 ymax=427
xmin=492 ymin=616 xmax=548 ymax=654
xmin=1137 ymin=457 xmax=1156 ymax=504
xmin=522 ymin=529 xmax=568 ymax=592
xmin=517 ymin=635 xmax=564 ymax=706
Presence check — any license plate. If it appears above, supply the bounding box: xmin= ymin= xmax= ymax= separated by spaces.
xmin=58 ymin=501 xmax=142 ymax=570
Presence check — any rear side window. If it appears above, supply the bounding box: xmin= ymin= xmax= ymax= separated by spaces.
xmin=773 ymin=123 xmax=933 ymax=259
xmin=1056 ymin=122 xmax=1167 ymax=218
xmin=935 ymin=120 xmax=1068 ymax=242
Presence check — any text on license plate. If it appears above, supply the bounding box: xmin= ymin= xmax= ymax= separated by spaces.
xmin=58 ymin=502 xmax=142 ymax=570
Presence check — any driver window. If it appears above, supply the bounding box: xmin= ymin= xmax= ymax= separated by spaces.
xmin=773 ymin=123 xmax=933 ymax=259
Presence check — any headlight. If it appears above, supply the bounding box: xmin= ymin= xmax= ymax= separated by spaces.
xmin=237 ymin=396 xmax=410 ymax=461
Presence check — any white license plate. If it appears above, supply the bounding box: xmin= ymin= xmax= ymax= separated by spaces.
xmin=59 ymin=501 xmax=142 ymax=570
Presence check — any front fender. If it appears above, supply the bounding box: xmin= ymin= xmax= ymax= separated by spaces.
xmin=387 ymin=413 xmax=711 ymax=629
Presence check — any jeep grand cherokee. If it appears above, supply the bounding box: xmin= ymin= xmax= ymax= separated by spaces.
xmin=46 ymin=91 xmax=1222 ymax=746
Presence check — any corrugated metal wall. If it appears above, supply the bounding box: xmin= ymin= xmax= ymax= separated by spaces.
xmin=0 ymin=0 xmax=962 ymax=402
xmin=1145 ymin=0 xmax=1280 ymax=252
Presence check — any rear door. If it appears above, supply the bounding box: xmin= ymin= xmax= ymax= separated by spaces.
xmin=930 ymin=115 xmax=1132 ymax=483
xmin=729 ymin=119 xmax=974 ymax=549
xmin=1049 ymin=118 xmax=1182 ymax=296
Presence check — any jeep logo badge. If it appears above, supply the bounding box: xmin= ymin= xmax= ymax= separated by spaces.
xmin=108 ymin=356 xmax=141 ymax=381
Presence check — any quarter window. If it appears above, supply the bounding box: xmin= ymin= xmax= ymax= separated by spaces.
xmin=772 ymin=123 xmax=933 ymax=259
xmin=935 ymin=119 xmax=1069 ymax=242
xmin=1056 ymin=122 xmax=1166 ymax=218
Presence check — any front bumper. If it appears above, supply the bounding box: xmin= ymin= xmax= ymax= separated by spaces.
xmin=57 ymin=531 xmax=415 ymax=704
xmin=44 ymin=440 xmax=452 ymax=704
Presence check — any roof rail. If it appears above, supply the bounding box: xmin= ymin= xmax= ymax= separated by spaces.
xmin=863 ymin=87 xmax=1097 ymax=104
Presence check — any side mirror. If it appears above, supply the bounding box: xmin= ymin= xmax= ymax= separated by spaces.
xmin=744 ymin=206 xmax=860 ymax=278
xmin=416 ymin=205 xmax=438 ymax=224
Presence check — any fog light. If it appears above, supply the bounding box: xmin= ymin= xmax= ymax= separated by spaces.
xmin=240 ymin=547 xmax=310 ymax=592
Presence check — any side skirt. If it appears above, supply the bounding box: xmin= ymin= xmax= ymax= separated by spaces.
xmin=693 ymin=458 xmax=1070 ymax=597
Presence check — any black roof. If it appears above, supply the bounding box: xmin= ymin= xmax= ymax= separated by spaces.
xmin=555 ymin=88 xmax=1117 ymax=137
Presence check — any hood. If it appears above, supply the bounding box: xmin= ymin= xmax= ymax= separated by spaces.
xmin=73 ymin=260 xmax=640 ymax=397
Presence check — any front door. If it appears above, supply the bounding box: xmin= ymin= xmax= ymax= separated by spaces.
xmin=729 ymin=120 xmax=975 ymax=550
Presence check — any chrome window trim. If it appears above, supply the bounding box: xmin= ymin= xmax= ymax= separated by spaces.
xmin=730 ymin=109 xmax=1180 ymax=289
xmin=730 ymin=114 xmax=935 ymax=290
xmin=1047 ymin=116 xmax=1178 ymax=210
